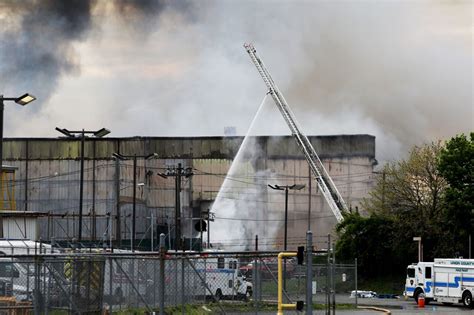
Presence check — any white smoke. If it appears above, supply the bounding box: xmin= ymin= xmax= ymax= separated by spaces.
xmin=1 ymin=1 xmax=471 ymax=163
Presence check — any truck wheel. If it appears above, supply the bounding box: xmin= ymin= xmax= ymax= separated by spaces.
xmin=215 ymin=289 xmax=223 ymax=301
xmin=413 ymin=288 xmax=423 ymax=304
xmin=462 ymin=291 xmax=473 ymax=308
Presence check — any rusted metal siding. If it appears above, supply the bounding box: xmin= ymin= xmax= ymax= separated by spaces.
xmin=3 ymin=135 xmax=375 ymax=160
xmin=2 ymin=135 xmax=375 ymax=242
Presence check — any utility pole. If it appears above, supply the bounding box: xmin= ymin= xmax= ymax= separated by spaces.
xmin=113 ymin=152 xmax=158 ymax=251
xmin=56 ymin=127 xmax=110 ymax=242
xmin=158 ymin=163 xmax=193 ymax=250
xmin=175 ymin=164 xmax=181 ymax=250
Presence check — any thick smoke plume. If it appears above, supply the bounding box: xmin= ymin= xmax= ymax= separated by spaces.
xmin=0 ymin=0 xmax=93 ymax=105
xmin=0 ymin=0 xmax=188 ymax=105
xmin=0 ymin=1 xmax=471 ymax=162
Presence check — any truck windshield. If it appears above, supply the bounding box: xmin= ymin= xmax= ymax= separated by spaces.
xmin=407 ymin=268 xmax=415 ymax=278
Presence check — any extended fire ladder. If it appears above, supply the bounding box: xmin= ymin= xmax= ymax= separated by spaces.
xmin=244 ymin=43 xmax=347 ymax=222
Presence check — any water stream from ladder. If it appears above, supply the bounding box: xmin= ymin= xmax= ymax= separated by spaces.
xmin=210 ymin=94 xmax=272 ymax=249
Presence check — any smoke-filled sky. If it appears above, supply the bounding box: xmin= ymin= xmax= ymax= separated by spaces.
xmin=0 ymin=0 xmax=472 ymax=162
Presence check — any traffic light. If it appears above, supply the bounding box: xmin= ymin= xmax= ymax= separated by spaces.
xmin=297 ymin=246 xmax=304 ymax=265
xmin=194 ymin=219 xmax=207 ymax=232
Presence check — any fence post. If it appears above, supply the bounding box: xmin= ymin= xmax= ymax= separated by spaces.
xmin=332 ymin=242 xmax=336 ymax=315
xmin=355 ymin=258 xmax=358 ymax=309
xmin=326 ymin=234 xmax=330 ymax=315
xmin=254 ymin=235 xmax=259 ymax=313
xmin=181 ymin=237 xmax=185 ymax=315
xmin=159 ymin=233 xmax=166 ymax=315
xmin=306 ymin=231 xmax=313 ymax=315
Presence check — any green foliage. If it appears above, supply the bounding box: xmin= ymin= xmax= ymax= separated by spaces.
xmin=335 ymin=139 xmax=471 ymax=280
xmin=438 ymin=133 xmax=474 ymax=257
xmin=336 ymin=212 xmax=410 ymax=277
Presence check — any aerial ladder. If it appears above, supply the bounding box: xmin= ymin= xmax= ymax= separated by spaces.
xmin=244 ymin=43 xmax=347 ymax=222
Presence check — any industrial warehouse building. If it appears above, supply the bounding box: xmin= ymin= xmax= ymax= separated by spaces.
xmin=0 ymin=135 xmax=376 ymax=249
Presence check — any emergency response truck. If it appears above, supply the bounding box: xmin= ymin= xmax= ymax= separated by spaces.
xmin=405 ymin=258 xmax=474 ymax=307
xmin=182 ymin=253 xmax=253 ymax=301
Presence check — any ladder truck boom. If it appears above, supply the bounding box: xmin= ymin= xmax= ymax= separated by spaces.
xmin=244 ymin=43 xmax=347 ymax=222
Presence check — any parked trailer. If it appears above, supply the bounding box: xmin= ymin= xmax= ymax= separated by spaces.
xmin=405 ymin=258 xmax=474 ymax=307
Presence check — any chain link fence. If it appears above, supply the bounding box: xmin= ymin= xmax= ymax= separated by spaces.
xmin=0 ymin=250 xmax=357 ymax=314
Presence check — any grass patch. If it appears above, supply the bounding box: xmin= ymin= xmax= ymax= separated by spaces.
xmin=112 ymin=301 xmax=357 ymax=314
xmin=358 ymin=275 xmax=404 ymax=294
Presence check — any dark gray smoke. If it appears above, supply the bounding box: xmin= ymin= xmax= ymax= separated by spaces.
xmin=0 ymin=0 xmax=192 ymax=106
xmin=0 ymin=0 xmax=94 ymax=105
xmin=0 ymin=1 xmax=470 ymax=162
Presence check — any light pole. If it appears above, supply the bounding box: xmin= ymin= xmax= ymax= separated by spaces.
xmin=113 ymin=152 xmax=157 ymax=251
xmin=0 ymin=94 xmax=36 ymax=207
xmin=56 ymin=127 xmax=110 ymax=242
xmin=413 ymin=236 xmax=422 ymax=262
xmin=158 ymin=164 xmax=193 ymax=250
xmin=268 ymin=183 xmax=306 ymax=291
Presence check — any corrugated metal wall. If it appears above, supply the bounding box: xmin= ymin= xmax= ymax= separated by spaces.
xmin=2 ymin=135 xmax=376 ymax=244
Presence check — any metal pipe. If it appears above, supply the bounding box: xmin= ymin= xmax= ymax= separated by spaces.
xmin=278 ymin=252 xmax=298 ymax=315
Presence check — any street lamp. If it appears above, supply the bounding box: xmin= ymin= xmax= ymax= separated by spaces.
xmin=113 ymin=152 xmax=158 ymax=251
xmin=268 ymin=184 xmax=306 ymax=251
xmin=56 ymin=127 xmax=111 ymax=242
xmin=0 ymin=94 xmax=36 ymax=202
xmin=268 ymin=183 xmax=306 ymax=291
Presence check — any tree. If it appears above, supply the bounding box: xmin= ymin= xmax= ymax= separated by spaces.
xmin=438 ymin=133 xmax=474 ymax=257
xmin=362 ymin=142 xmax=448 ymax=258
xmin=336 ymin=212 xmax=404 ymax=277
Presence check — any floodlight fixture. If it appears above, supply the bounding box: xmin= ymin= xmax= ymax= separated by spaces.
xmin=291 ymin=184 xmax=306 ymax=191
xmin=15 ymin=93 xmax=36 ymax=106
xmin=55 ymin=127 xmax=73 ymax=138
xmin=93 ymin=128 xmax=111 ymax=138
xmin=268 ymin=184 xmax=284 ymax=190
xmin=112 ymin=153 xmax=126 ymax=160
xmin=145 ymin=153 xmax=159 ymax=160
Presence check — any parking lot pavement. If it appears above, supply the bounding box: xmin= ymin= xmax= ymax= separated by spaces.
xmin=311 ymin=294 xmax=473 ymax=314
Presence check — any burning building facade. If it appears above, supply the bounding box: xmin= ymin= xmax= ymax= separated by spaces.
xmin=1 ymin=134 xmax=375 ymax=249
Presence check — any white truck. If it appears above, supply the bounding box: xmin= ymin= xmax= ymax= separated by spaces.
xmin=405 ymin=259 xmax=474 ymax=307
xmin=183 ymin=253 xmax=253 ymax=301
